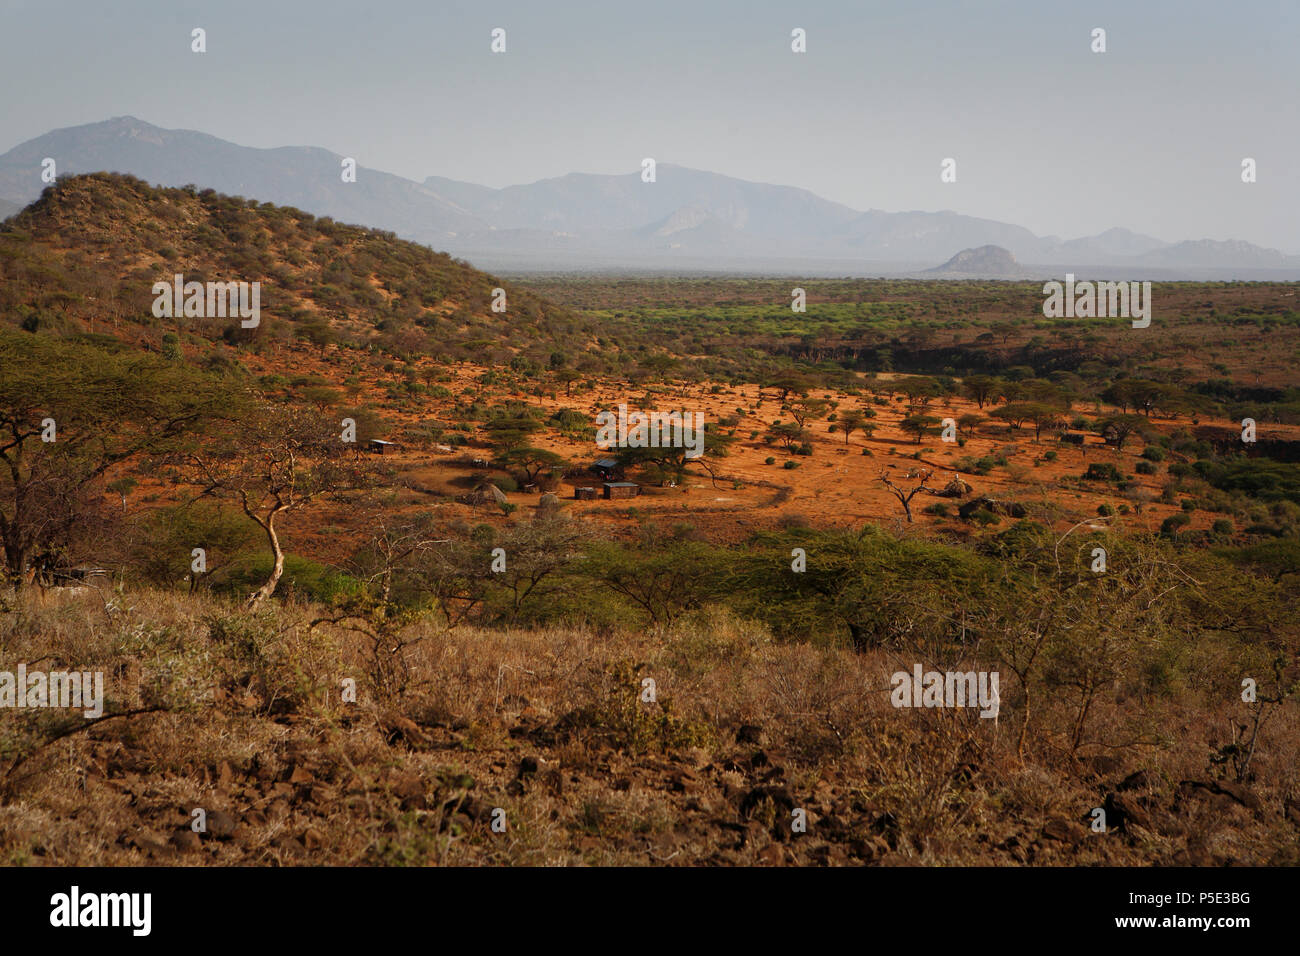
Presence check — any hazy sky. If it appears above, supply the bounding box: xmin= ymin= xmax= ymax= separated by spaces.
xmin=2 ymin=0 xmax=1295 ymax=250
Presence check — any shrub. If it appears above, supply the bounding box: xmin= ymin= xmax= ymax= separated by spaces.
xmin=1084 ymin=463 xmax=1121 ymax=482
xmin=1135 ymin=460 xmax=1158 ymax=475
xmin=223 ymin=554 xmax=361 ymax=604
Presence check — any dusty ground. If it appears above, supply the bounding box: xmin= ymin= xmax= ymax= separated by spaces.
xmin=202 ymin=342 xmax=1281 ymax=560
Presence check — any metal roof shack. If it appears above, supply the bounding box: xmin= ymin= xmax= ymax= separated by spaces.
xmin=367 ymin=439 xmax=402 ymax=454
xmin=603 ymin=481 xmax=640 ymax=500
xmin=593 ymin=458 xmax=622 ymax=479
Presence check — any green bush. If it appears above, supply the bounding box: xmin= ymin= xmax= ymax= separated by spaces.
xmin=224 ymin=554 xmax=361 ymax=603
xmin=1084 ymin=462 xmax=1121 ymax=482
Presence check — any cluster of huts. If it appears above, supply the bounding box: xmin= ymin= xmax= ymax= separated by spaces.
xmin=576 ymin=459 xmax=641 ymax=500
xmin=368 ymin=438 xmax=643 ymax=503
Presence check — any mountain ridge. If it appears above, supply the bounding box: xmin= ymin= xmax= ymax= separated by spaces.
xmin=2 ymin=117 xmax=1296 ymax=278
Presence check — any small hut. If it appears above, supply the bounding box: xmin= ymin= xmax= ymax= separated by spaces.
xmin=368 ymin=439 xmax=402 ymax=455
xmin=575 ymin=487 xmax=599 ymax=500
xmin=603 ymin=481 xmax=640 ymax=500
xmin=462 ymin=482 xmax=509 ymax=507
xmin=592 ymin=458 xmax=622 ymax=481
xmin=930 ymin=476 xmax=972 ymax=498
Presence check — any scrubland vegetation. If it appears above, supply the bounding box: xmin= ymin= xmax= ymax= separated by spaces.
xmin=1 ymin=176 xmax=1297 ymax=865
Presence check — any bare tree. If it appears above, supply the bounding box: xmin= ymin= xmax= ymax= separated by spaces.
xmin=188 ymin=402 xmax=362 ymax=607
xmin=878 ymin=468 xmax=933 ymax=523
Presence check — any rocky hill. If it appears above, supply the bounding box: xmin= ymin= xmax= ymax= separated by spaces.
xmin=926 ymin=244 xmax=1025 ymax=277
xmin=0 ymin=173 xmax=601 ymax=367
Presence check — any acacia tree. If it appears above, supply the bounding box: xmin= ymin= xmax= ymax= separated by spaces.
xmin=836 ymin=408 xmax=876 ymax=445
xmin=483 ymin=514 xmax=596 ymax=624
xmin=788 ymin=398 xmax=829 ymax=428
xmin=495 ymin=446 xmax=566 ymax=484
xmin=983 ymin=525 xmax=1266 ymax=758
xmin=900 ymin=415 xmax=940 ymax=443
xmin=1096 ymin=414 xmax=1149 ymax=451
xmin=187 ymin=401 xmax=362 ymax=607
xmin=765 ymin=374 xmax=812 ymax=404
xmin=1019 ymin=403 xmax=1067 ymax=441
xmin=482 ymin=409 xmax=542 ymax=452
xmin=131 ymin=502 xmax=259 ymax=593
xmin=957 ymin=413 xmax=984 ymax=438
xmin=0 ymin=331 xmax=232 ymax=586
xmin=989 ymin=403 xmax=1035 ymax=430
xmin=766 ymin=421 xmax=810 ymax=450
xmin=723 ymin=525 xmax=990 ymax=652
xmin=616 ymin=428 xmax=734 ymax=486
xmin=579 ymin=530 xmax=719 ymax=628
xmin=961 ymin=375 xmax=1000 ymax=409
xmin=553 ymin=369 xmax=582 ymax=397
xmin=899 ymin=378 xmax=940 ymax=412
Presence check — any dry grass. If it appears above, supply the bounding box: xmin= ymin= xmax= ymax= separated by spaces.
xmin=0 ymin=588 xmax=1296 ymax=866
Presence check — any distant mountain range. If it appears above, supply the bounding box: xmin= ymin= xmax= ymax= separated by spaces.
xmin=2 ymin=117 xmax=1297 ymax=279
